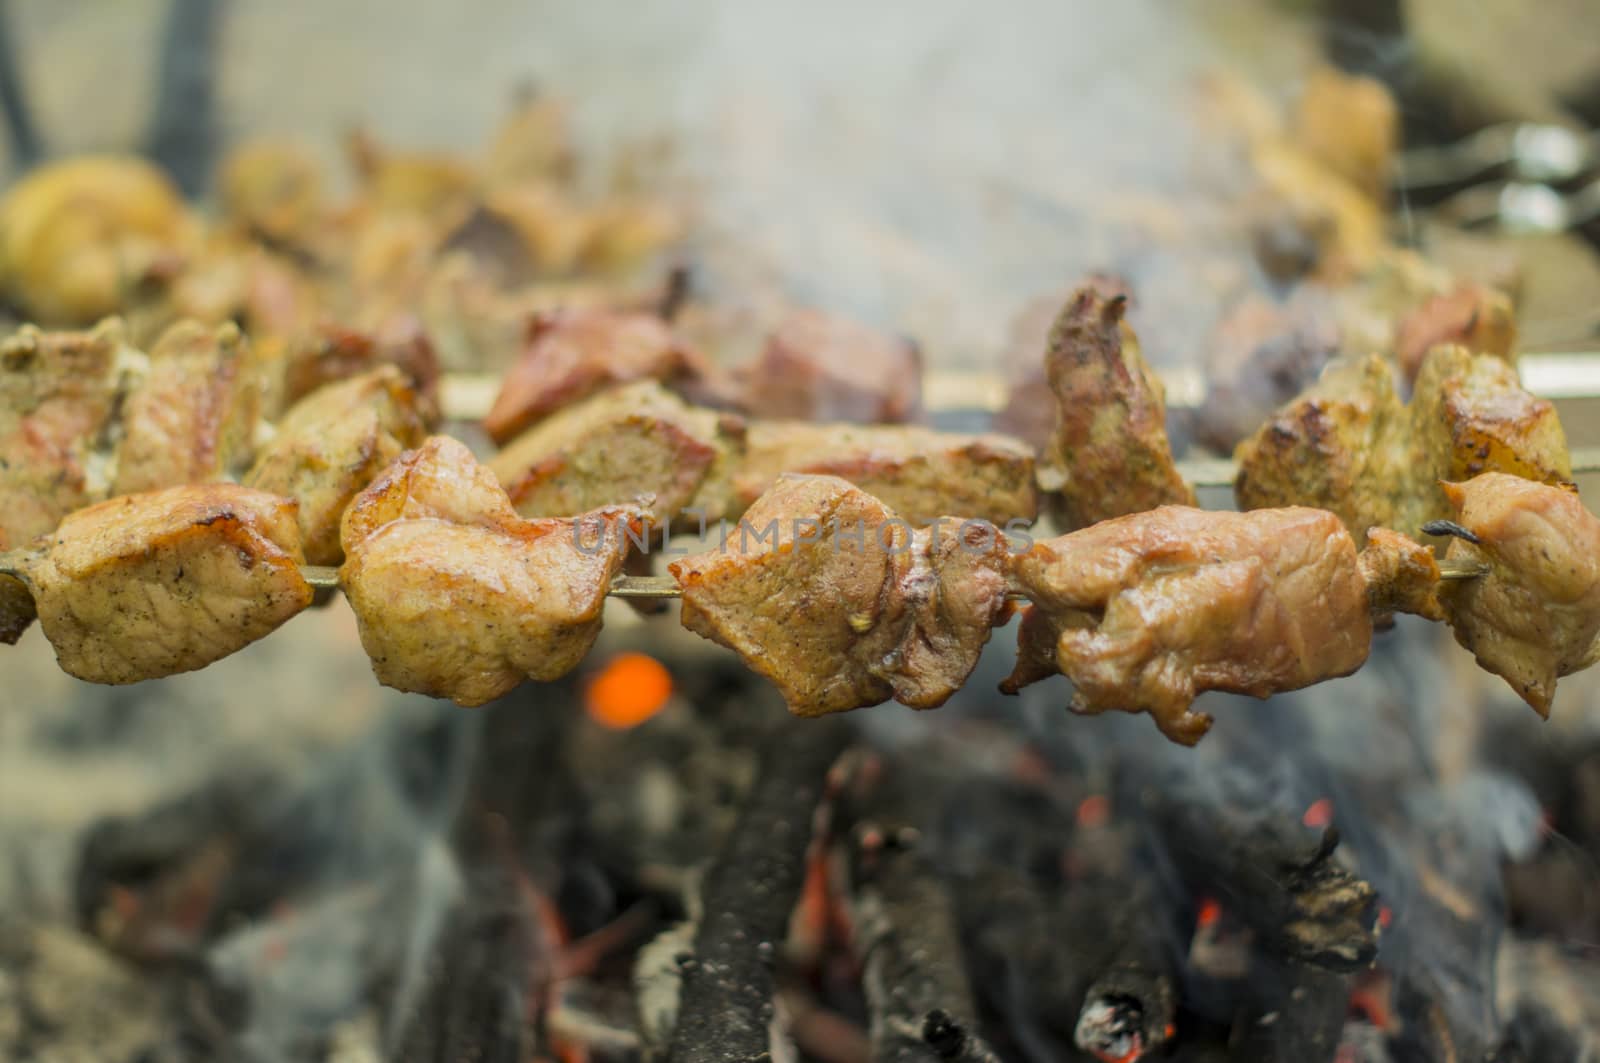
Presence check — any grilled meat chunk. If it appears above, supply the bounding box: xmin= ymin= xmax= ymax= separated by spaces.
xmin=734 ymin=308 xmax=923 ymax=424
xmin=1437 ymin=474 xmax=1600 ymax=717
xmin=280 ymin=315 xmax=440 ymax=414
xmin=1358 ymin=527 xmax=1444 ymax=621
xmin=1036 ymin=286 xmax=1193 ymax=528
xmin=0 ymin=319 xmax=144 ymax=545
xmin=1408 ymin=345 xmax=1570 ymax=524
xmin=1003 ymin=506 xmax=1372 ymax=746
xmin=1234 ymin=346 xmax=1570 ymax=539
xmin=1234 ymin=354 xmax=1408 ymax=537
xmin=13 ymin=485 xmax=311 ymax=683
xmin=483 ymin=308 xmax=714 ymax=444
xmin=111 ymin=321 xmax=262 ymax=495
xmin=670 ymin=475 xmax=1011 ymax=716
xmin=1395 ymin=285 xmax=1516 ymax=385
xmin=734 ymin=422 xmax=1036 ymax=527
xmin=244 ymin=367 xmax=428 ymax=564
xmin=339 ymin=436 xmax=639 ymax=706
xmin=490 ymin=380 xmax=745 ymax=521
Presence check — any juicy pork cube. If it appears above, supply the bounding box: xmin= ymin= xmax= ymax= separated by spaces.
xmin=1437 ymin=474 xmax=1600 ymax=717
xmin=0 ymin=319 xmax=144 ymax=545
xmin=339 ymin=436 xmax=640 ymax=706
xmin=244 ymin=366 xmax=428 ymax=564
xmin=670 ymin=475 xmax=1011 ymax=716
xmin=1234 ymin=346 xmax=1571 ymax=540
xmin=1394 ymin=284 xmax=1516 ymax=385
xmin=483 ymin=308 xmax=715 ymax=444
xmin=1003 ymin=506 xmax=1372 ymax=746
xmin=489 ymin=380 xmax=745 ymax=521
xmin=733 ymin=308 xmax=924 ymax=424
xmin=1036 ymin=286 xmax=1194 ymax=529
xmin=13 ymin=485 xmax=312 ymax=682
xmin=733 ymin=422 xmax=1037 ymax=527
xmin=111 ymin=320 xmax=263 ymax=495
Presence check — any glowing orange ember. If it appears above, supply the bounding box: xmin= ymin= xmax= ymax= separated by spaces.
xmin=1378 ymin=905 xmax=1393 ymax=929
xmin=1302 ymin=797 xmax=1334 ymax=829
xmin=1196 ymin=896 xmax=1222 ymax=929
xmin=585 ymin=652 xmax=674 ymax=729
xmin=1076 ymin=794 xmax=1111 ymax=829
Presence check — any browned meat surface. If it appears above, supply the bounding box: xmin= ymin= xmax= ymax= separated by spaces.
xmin=1003 ymin=506 xmax=1372 ymax=746
xmin=994 ymin=275 xmax=1132 ymax=451
xmin=670 ymin=475 xmax=1010 ymax=716
xmin=1395 ymin=285 xmax=1516 ymax=384
xmin=1438 ymin=474 xmax=1600 ymax=717
xmin=111 ymin=321 xmax=262 ymax=495
xmin=11 ymin=485 xmax=311 ymax=683
xmin=339 ymin=435 xmax=639 ymax=706
xmin=483 ymin=308 xmax=715 ymax=444
xmin=734 ymin=421 xmax=1036 ymax=527
xmin=1234 ymin=354 xmax=1408 ymax=537
xmin=489 ymin=380 xmax=745 ymax=521
xmin=244 ymin=367 xmax=428 ymax=564
xmin=1235 ymin=346 xmax=1570 ymax=539
xmin=1036 ymin=286 xmax=1194 ymax=528
xmin=734 ymin=308 xmax=923 ymax=423
xmin=217 ymin=140 xmax=326 ymax=247
xmin=0 ymin=320 xmax=142 ymax=546
xmin=1358 ymin=526 xmax=1444 ymax=621
xmin=1408 ymin=345 xmax=1570 ymax=523
xmin=1291 ymin=67 xmax=1399 ymax=202
xmin=280 ymin=315 xmax=440 ymax=414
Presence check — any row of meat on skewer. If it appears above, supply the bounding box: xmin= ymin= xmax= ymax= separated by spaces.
xmin=3 ymin=278 xmax=1597 ymax=745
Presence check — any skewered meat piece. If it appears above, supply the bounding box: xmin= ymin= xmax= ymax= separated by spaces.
xmin=1395 ymin=285 xmax=1516 ymax=385
xmin=670 ymin=475 xmax=1012 ymax=716
xmin=6 ymin=485 xmax=312 ymax=683
xmin=1359 ymin=527 xmax=1445 ymax=621
xmin=216 ymin=140 xmax=326 ymax=248
xmin=0 ymin=319 xmax=143 ymax=546
xmin=1036 ymin=286 xmax=1194 ymax=529
xmin=1408 ymin=345 xmax=1569 ymax=523
xmin=279 ymin=315 xmax=440 ymax=413
xmin=111 ymin=321 xmax=262 ymax=495
xmin=733 ymin=308 xmax=924 ymax=424
xmin=1436 ymin=474 xmax=1600 ymax=717
xmin=994 ymin=275 xmax=1132 ymax=451
xmin=1291 ymin=67 xmax=1399 ymax=203
xmin=734 ymin=421 xmax=1037 ymax=527
xmin=1234 ymin=354 xmax=1408 ymax=538
xmin=339 ymin=436 xmax=641 ymax=706
xmin=489 ymin=380 xmax=745 ymax=521
xmin=1235 ymin=346 xmax=1570 ymax=539
xmin=243 ymin=367 xmax=428 ymax=564
xmin=0 ymin=156 xmax=189 ymax=324
xmin=483 ymin=308 xmax=717 ymax=444
xmin=1003 ymin=506 xmax=1373 ymax=746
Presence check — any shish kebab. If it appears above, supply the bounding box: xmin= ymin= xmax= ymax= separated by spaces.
xmin=1 ymin=287 xmax=1595 ymax=744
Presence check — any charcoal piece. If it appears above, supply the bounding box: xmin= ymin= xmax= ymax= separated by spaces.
xmin=830 ymin=755 xmax=998 ymax=1063
xmin=1228 ymin=960 xmax=1350 ymax=1063
xmin=665 ymin=718 xmax=850 ymax=1063
xmin=1117 ymin=766 xmax=1379 ymax=970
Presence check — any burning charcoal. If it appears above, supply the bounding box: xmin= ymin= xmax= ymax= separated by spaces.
xmin=1227 ymin=960 xmax=1350 ymax=1063
xmin=666 ymin=718 xmax=851 ymax=1063
xmin=827 ymin=752 xmax=998 ymax=1063
xmin=1116 ymin=763 xmax=1379 ymax=970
